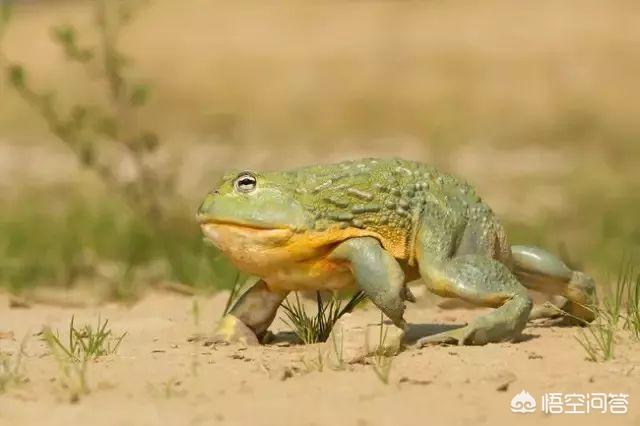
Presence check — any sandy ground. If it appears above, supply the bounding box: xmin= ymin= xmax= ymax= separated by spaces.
xmin=0 ymin=290 xmax=639 ymax=426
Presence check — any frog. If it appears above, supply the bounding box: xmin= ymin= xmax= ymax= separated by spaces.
xmin=196 ymin=158 xmax=596 ymax=346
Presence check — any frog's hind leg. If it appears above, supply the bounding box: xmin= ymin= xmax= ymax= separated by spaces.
xmin=415 ymin=212 xmax=533 ymax=346
xmin=511 ymin=245 xmax=596 ymax=323
xmin=417 ymin=255 xmax=533 ymax=346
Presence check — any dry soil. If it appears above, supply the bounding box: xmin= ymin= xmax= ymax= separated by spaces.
xmin=0 ymin=291 xmax=638 ymax=426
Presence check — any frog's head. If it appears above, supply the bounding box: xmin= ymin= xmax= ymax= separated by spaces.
xmin=196 ymin=170 xmax=313 ymax=267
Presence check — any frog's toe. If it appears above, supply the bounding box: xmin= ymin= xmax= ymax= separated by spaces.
xmin=416 ymin=326 xmax=468 ymax=347
xmin=401 ymin=286 xmax=417 ymax=303
xmin=450 ymin=318 xmax=496 ymax=346
xmin=209 ymin=314 xmax=260 ymax=346
xmin=417 ymin=315 xmax=519 ymax=347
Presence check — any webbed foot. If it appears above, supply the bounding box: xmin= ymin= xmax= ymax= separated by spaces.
xmin=417 ymin=297 xmax=531 ymax=346
xmin=512 ymin=246 xmax=597 ymax=324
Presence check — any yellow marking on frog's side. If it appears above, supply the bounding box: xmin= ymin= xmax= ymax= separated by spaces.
xmin=202 ymin=222 xmax=408 ymax=291
xmin=282 ymin=226 xmax=407 ymax=260
xmin=203 ymin=223 xmax=407 ymax=266
xmin=263 ymin=257 xmax=356 ymax=292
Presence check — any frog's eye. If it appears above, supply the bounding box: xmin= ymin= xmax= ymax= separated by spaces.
xmin=234 ymin=172 xmax=257 ymax=193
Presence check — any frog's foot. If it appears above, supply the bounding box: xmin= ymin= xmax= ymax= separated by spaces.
xmin=529 ymin=299 xmax=566 ymax=321
xmin=209 ymin=314 xmax=260 ymax=346
xmin=563 ymin=271 xmax=597 ymax=323
xmin=511 ymin=246 xmax=597 ymax=324
xmin=417 ymin=325 xmax=468 ymax=346
xmin=529 ymin=294 xmax=596 ymax=326
xmin=216 ymin=278 xmax=288 ymax=345
xmin=418 ymin=293 xmax=533 ymax=346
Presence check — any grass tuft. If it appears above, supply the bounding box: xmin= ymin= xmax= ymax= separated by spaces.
xmin=222 ymin=271 xmax=249 ymax=316
xmin=0 ymin=337 xmax=28 ymax=393
xmin=621 ymin=262 xmax=640 ymax=340
xmin=40 ymin=315 xmax=126 ymax=363
xmin=371 ymin=312 xmax=393 ymax=384
xmin=575 ymin=258 xmax=640 ymax=362
xmin=39 ymin=315 xmax=126 ymax=402
xmin=575 ymin=312 xmax=616 ymax=362
xmin=281 ymin=291 xmax=366 ymax=344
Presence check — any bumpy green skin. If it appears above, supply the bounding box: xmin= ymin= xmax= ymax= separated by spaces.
xmin=270 ymin=159 xmax=481 ymax=248
xmin=201 ymin=159 xmax=481 ymax=243
xmin=295 ymin=160 xmax=469 ymax=232
xmin=198 ymin=158 xmax=596 ymax=346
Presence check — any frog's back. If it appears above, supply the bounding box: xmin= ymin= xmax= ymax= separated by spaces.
xmin=285 ymin=158 xmax=483 ymax=259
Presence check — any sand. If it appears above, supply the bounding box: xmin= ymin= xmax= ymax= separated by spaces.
xmin=0 ymin=291 xmax=638 ymax=426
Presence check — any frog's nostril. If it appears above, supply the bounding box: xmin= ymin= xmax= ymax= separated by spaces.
xmin=198 ymin=193 xmax=217 ymax=216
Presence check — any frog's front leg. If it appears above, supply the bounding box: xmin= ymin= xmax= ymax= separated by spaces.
xmin=328 ymin=237 xmax=407 ymax=329
xmin=215 ymin=278 xmax=288 ymax=345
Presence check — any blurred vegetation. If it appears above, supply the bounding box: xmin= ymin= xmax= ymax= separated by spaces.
xmin=574 ymin=261 xmax=640 ymax=362
xmin=0 ymin=1 xmax=638 ymax=298
xmin=4 ymin=0 xmax=172 ymax=218
xmin=0 ymin=189 xmax=237 ymax=296
xmin=0 ymin=0 xmax=237 ymax=296
xmin=506 ymin=187 xmax=640 ymax=277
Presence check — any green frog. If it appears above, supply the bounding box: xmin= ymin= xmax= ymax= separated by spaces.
xmin=197 ymin=158 xmax=595 ymax=346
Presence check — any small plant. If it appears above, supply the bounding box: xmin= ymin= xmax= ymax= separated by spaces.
xmin=281 ymin=290 xmax=366 ymax=344
xmin=147 ymin=377 xmax=187 ymax=399
xmin=602 ymin=264 xmax=628 ymax=328
xmin=329 ymin=329 xmax=345 ymax=370
xmin=40 ymin=315 xmax=126 ymax=363
xmin=0 ymin=338 xmax=28 ymax=393
xmin=41 ymin=330 xmax=88 ymax=402
xmin=222 ymin=271 xmax=249 ymax=316
xmin=40 ymin=315 xmax=124 ymax=402
xmin=301 ymin=348 xmax=325 ymax=373
xmin=191 ymin=298 xmax=201 ymax=327
xmin=371 ymin=312 xmax=393 ymax=384
xmin=575 ymin=311 xmax=616 ymax=362
xmin=621 ymin=263 xmax=640 ymax=340
xmin=574 ymin=259 xmax=640 ymax=361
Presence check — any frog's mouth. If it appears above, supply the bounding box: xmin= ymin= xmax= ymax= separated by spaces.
xmin=199 ymin=219 xmax=295 ymax=251
xmin=197 ymin=213 xmax=292 ymax=231
xmin=199 ymin=218 xmax=283 ymax=230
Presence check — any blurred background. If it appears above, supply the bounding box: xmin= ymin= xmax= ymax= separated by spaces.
xmin=0 ymin=0 xmax=638 ymax=301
